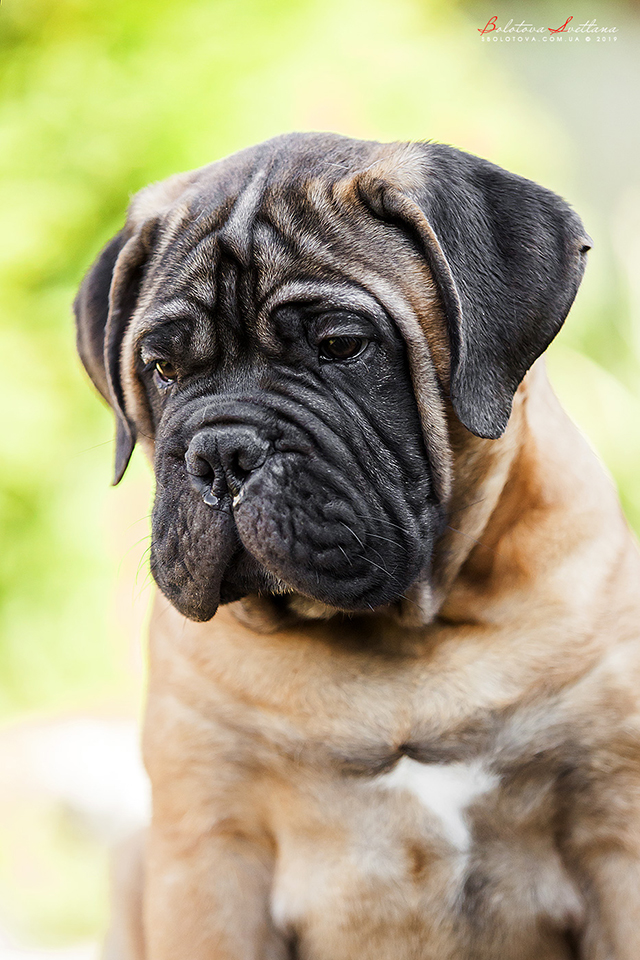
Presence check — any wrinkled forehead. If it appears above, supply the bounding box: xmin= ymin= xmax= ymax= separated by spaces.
xmin=133 ymin=135 xmax=431 ymax=337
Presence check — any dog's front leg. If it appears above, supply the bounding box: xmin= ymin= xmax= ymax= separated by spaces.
xmin=141 ymin=683 xmax=286 ymax=960
xmin=566 ymin=770 xmax=640 ymax=960
xmin=572 ymin=847 xmax=640 ymax=960
xmin=143 ymin=819 xmax=287 ymax=960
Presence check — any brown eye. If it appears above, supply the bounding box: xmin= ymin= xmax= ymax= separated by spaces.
xmin=154 ymin=360 xmax=178 ymax=383
xmin=318 ymin=336 xmax=366 ymax=361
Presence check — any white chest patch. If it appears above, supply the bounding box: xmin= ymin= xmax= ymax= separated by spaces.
xmin=377 ymin=756 xmax=498 ymax=852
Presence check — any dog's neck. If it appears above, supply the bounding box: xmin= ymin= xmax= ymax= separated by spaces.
xmin=380 ymin=368 xmax=528 ymax=629
xmin=428 ymin=359 xmax=627 ymax=631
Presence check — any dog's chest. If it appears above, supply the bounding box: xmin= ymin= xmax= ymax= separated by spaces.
xmin=374 ymin=754 xmax=498 ymax=850
xmin=270 ymin=751 xmax=582 ymax=960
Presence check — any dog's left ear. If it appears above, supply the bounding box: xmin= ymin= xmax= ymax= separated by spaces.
xmin=358 ymin=144 xmax=591 ymax=438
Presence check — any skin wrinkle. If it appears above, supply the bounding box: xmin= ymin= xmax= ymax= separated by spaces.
xmin=240 ymin=386 xmax=428 ymax=576
xmin=173 ymin=390 xmax=370 ymax=481
xmin=273 ymin=190 xmax=452 ymax=500
xmin=264 ymin=371 xmax=425 ymax=488
xmin=260 ymin=275 xmax=447 ymax=500
xmin=322 ymin=383 xmax=428 ymax=490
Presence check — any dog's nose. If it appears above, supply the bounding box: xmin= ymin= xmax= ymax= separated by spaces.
xmin=217 ymin=428 xmax=271 ymax=496
xmin=185 ymin=428 xmax=270 ymax=507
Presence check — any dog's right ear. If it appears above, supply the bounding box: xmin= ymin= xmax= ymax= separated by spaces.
xmin=75 ymin=170 xmax=200 ymax=484
xmin=74 ymin=220 xmax=155 ymax=484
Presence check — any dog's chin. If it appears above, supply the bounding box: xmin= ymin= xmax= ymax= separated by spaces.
xmin=151 ymin=522 xmax=433 ymax=622
xmin=151 ymin=545 xmax=287 ymax=623
xmin=152 ymin=542 xmax=417 ymax=624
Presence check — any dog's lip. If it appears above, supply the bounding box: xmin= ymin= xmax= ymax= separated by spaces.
xmin=216 ymin=545 xmax=291 ymax=606
xmin=154 ymin=429 xmax=434 ymax=620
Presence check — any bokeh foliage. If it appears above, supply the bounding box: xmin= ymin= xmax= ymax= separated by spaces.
xmin=0 ymin=0 xmax=638 ymax=944
xmin=2 ymin=0 xmax=639 ymax=712
xmin=1 ymin=0 xmax=639 ymax=714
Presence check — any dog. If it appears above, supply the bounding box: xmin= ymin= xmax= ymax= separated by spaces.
xmin=75 ymin=133 xmax=640 ymax=960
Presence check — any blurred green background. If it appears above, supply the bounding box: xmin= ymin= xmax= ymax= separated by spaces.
xmin=1 ymin=0 xmax=639 ymax=950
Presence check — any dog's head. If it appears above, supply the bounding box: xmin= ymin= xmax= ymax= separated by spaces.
xmin=75 ymin=133 xmax=590 ymax=623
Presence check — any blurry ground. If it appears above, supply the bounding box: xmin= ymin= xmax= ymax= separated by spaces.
xmin=0 ymin=718 xmax=149 ymax=958
xmin=0 ymin=464 xmax=152 ymax=954
xmin=0 ymin=936 xmax=96 ymax=960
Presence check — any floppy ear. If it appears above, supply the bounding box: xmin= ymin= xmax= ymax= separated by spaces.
xmin=74 ymin=221 xmax=155 ymax=483
xmin=75 ymin=170 xmax=200 ymax=483
xmin=358 ymin=144 xmax=591 ymax=438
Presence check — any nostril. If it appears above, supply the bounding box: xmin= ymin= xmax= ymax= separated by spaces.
xmin=225 ymin=452 xmax=252 ymax=498
xmin=185 ymin=451 xmax=220 ymax=506
xmin=218 ymin=431 xmax=270 ymax=498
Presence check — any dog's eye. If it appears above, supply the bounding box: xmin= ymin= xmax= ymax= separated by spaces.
xmin=318 ymin=336 xmax=366 ymax=362
xmin=154 ymin=360 xmax=178 ymax=384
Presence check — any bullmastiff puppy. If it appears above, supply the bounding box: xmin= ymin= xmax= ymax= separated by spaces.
xmin=75 ymin=133 xmax=640 ymax=960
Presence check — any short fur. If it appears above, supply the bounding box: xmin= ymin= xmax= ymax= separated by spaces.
xmin=75 ymin=133 xmax=640 ymax=960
